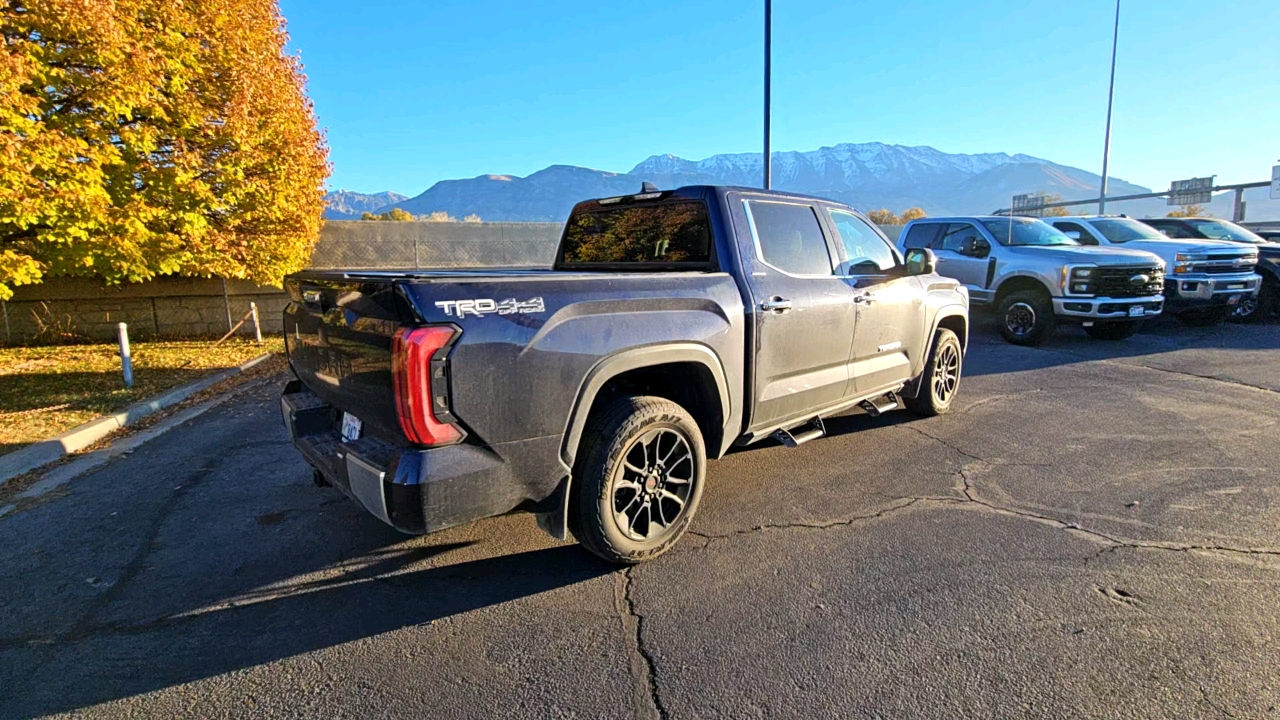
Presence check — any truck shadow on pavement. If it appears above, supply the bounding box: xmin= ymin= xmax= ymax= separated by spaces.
xmin=3 ymin=535 xmax=613 ymax=718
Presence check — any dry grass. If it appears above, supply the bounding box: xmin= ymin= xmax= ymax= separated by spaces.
xmin=0 ymin=338 xmax=283 ymax=456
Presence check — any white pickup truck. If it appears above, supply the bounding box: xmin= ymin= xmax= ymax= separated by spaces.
xmin=1048 ymin=216 xmax=1260 ymax=326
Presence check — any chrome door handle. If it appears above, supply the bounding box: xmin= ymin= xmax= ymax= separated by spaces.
xmin=761 ymin=298 xmax=793 ymax=313
xmin=854 ymin=293 xmax=876 ymax=305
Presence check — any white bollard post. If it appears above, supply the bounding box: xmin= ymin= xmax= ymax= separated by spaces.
xmin=250 ymin=302 xmax=262 ymax=344
xmin=117 ymin=322 xmax=133 ymax=388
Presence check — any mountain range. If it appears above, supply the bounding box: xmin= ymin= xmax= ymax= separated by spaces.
xmin=324 ymin=142 xmax=1278 ymax=222
xmin=322 ymin=190 xmax=408 ymax=219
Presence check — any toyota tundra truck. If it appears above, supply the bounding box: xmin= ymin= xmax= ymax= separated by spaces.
xmin=281 ymin=185 xmax=969 ymax=564
xmin=1048 ymin=216 xmax=1260 ymax=326
xmin=898 ymin=216 xmax=1165 ymax=345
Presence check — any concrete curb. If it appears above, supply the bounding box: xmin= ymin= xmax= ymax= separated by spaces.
xmin=0 ymin=352 xmax=273 ymax=486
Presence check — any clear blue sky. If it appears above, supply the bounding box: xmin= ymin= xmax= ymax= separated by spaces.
xmin=278 ymin=0 xmax=1278 ymax=196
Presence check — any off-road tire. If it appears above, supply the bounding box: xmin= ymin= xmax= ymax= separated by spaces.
xmin=997 ymin=289 xmax=1057 ymax=346
xmin=568 ymin=396 xmax=706 ymax=565
xmin=1083 ymin=321 xmax=1140 ymax=341
xmin=905 ymin=328 xmax=963 ymax=416
xmin=1177 ymin=307 xmax=1229 ymax=327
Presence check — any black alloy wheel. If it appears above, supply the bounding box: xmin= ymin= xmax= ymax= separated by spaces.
xmin=569 ymin=396 xmax=706 ymax=564
xmin=611 ymin=428 xmax=695 ymax=541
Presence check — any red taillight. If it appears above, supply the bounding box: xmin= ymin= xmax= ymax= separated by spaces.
xmin=391 ymin=326 xmax=463 ymax=446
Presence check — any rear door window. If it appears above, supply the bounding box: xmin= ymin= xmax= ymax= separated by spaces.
xmin=746 ymin=201 xmax=834 ymax=276
xmin=901 ymin=222 xmax=944 ymax=250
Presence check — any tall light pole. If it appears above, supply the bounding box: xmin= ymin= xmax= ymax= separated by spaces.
xmin=763 ymin=0 xmax=772 ymax=190
xmin=1098 ymin=0 xmax=1120 ymax=213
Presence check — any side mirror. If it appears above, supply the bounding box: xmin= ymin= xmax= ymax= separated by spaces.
xmin=904 ymin=248 xmax=937 ymax=276
xmin=960 ymin=236 xmax=991 ymax=258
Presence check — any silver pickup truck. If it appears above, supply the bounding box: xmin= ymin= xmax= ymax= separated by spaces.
xmin=899 ymin=216 xmax=1165 ymax=345
xmin=1048 ymin=216 xmax=1259 ymax=326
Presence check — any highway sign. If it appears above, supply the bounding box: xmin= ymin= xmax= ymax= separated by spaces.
xmin=1271 ymin=165 xmax=1279 ymax=200
xmin=1012 ymin=192 xmax=1049 ymax=218
xmin=1169 ymin=176 xmax=1214 ymax=206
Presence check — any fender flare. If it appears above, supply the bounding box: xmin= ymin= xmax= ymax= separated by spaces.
xmin=906 ymin=306 xmax=969 ymax=399
xmin=559 ymin=343 xmax=732 ymax=469
xmin=535 ymin=343 xmax=732 ymax=542
xmin=993 ymin=273 xmax=1057 ymax=304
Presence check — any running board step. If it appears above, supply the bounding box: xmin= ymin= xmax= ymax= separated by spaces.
xmin=859 ymin=392 xmax=900 ymax=417
xmin=772 ymin=417 xmax=826 ymax=448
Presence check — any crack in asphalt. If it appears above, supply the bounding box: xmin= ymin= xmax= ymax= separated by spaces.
xmin=687 ymin=426 xmax=1280 ymax=564
xmin=614 ymin=569 xmax=666 ymax=720
xmin=1109 ymin=360 xmax=1279 ymax=396
xmin=687 ymin=498 xmax=922 ymax=541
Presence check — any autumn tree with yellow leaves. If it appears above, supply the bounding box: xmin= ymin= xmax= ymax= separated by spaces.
xmin=0 ymin=0 xmax=329 ymax=299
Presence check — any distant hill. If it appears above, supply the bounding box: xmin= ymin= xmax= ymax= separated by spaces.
xmin=348 ymin=142 xmax=1280 ymax=222
xmin=322 ymin=190 xmax=408 ymax=219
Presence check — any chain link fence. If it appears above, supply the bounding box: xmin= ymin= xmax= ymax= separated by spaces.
xmin=312 ymin=221 xmax=564 ymax=269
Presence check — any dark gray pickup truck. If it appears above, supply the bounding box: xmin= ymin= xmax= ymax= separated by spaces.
xmin=281 ymin=185 xmax=969 ymax=563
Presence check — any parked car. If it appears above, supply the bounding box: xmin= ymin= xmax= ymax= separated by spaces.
xmin=280 ymin=185 xmax=969 ymax=564
xmin=1048 ymin=216 xmax=1260 ymax=326
xmin=898 ymin=216 xmax=1164 ymax=345
xmin=1138 ymin=217 xmax=1278 ymax=322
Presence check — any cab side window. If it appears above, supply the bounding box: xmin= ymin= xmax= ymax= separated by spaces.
xmin=746 ymin=201 xmax=834 ymax=276
xmin=1148 ymin=221 xmax=1192 ymax=239
xmin=828 ymin=210 xmax=898 ymax=274
xmin=939 ymin=223 xmax=982 ymax=252
xmin=1053 ymin=221 xmax=1097 ymax=245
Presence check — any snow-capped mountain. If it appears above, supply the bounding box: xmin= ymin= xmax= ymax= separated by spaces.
xmin=322 ymin=190 xmax=408 ymax=219
xmin=344 ymin=142 xmax=1279 ymax=222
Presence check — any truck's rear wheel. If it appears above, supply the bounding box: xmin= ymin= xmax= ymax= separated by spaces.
xmin=905 ymin=328 xmax=963 ymax=416
xmin=997 ymin=289 xmax=1056 ymax=346
xmin=569 ymin=396 xmax=706 ymax=565
xmin=1083 ymin=321 xmax=1140 ymax=341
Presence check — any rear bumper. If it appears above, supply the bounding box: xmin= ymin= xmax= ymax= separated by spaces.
xmin=1053 ymin=295 xmax=1164 ymax=321
xmin=281 ymin=381 xmax=556 ymax=534
xmin=1163 ymin=273 xmax=1261 ymax=311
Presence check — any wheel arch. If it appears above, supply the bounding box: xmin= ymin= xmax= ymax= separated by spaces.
xmin=994 ymin=274 xmax=1055 ymax=306
xmin=560 ymin=344 xmax=732 ymax=470
xmin=906 ymin=308 xmax=968 ymax=399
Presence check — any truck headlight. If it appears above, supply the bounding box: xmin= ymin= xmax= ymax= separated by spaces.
xmin=1173 ymin=252 xmax=1207 ymax=274
xmin=1063 ymin=265 xmax=1097 ymax=296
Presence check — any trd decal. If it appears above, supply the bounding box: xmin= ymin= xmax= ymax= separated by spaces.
xmin=434 ymin=297 xmax=547 ymax=317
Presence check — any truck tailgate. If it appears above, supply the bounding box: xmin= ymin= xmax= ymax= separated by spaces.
xmin=283 ymin=275 xmax=405 ymax=441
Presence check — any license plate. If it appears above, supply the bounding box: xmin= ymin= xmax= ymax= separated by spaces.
xmin=341 ymin=412 xmax=363 ymax=442
xmin=1226 ymin=283 xmax=1246 ymax=290
xmin=1128 ymin=306 xmax=1144 ymax=317
xmin=1228 ymin=294 xmax=1242 ymax=305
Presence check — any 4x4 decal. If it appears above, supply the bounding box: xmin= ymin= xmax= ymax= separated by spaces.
xmin=434 ymin=297 xmax=546 ymax=317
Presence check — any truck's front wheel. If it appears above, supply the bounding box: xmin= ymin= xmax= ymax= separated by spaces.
xmin=905 ymin=328 xmax=963 ymax=416
xmin=996 ymin=289 xmax=1056 ymax=346
xmin=569 ymin=396 xmax=706 ymax=564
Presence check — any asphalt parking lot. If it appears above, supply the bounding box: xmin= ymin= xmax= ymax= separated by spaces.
xmin=1 ymin=315 xmax=1278 ymax=719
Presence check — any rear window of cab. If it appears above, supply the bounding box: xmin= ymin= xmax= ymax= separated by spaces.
xmin=557 ymin=200 xmax=714 ymax=269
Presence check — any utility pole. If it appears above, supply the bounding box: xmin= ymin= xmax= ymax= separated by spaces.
xmin=763 ymin=0 xmax=772 ymax=190
xmin=1099 ymin=0 xmax=1120 ymax=213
